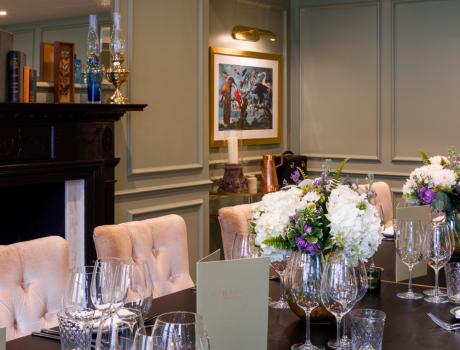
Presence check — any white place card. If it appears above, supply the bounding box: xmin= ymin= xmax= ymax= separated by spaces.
xmin=0 ymin=327 xmax=5 ymax=350
xmin=197 ymin=256 xmax=270 ymax=350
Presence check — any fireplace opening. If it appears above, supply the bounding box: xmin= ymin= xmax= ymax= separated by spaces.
xmin=0 ymin=182 xmax=65 ymax=245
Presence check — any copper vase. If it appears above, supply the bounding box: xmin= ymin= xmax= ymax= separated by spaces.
xmin=262 ymin=154 xmax=279 ymax=193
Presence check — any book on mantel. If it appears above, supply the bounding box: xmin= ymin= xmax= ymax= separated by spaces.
xmin=7 ymin=51 xmax=26 ymax=103
xmin=0 ymin=31 xmax=13 ymax=102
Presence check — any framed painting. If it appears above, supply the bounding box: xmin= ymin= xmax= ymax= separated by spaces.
xmin=210 ymin=47 xmax=282 ymax=147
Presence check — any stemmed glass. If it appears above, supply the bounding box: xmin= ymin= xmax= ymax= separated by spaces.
xmin=268 ymin=250 xmax=292 ymax=309
xmin=336 ymin=260 xmax=368 ymax=349
xmin=289 ymin=251 xmax=324 ymax=350
xmin=152 ymin=311 xmax=210 ymax=349
xmin=231 ymin=233 xmax=257 ymax=259
xmin=394 ymin=219 xmax=425 ymax=299
xmin=125 ymin=260 xmax=154 ymax=317
xmin=321 ymin=252 xmax=357 ymax=350
xmin=423 ymin=223 xmax=453 ymax=303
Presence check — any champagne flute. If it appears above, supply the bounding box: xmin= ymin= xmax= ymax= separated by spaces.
xmin=395 ymin=219 xmax=425 ymax=299
xmin=321 ymin=252 xmax=357 ymax=350
xmin=423 ymin=223 xmax=453 ymax=303
xmin=289 ymin=251 xmax=324 ymax=350
xmin=231 ymin=233 xmax=257 ymax=259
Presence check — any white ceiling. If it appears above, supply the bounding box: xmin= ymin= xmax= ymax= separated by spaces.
xmin=0 ymin=0 xmax=112 ymax=25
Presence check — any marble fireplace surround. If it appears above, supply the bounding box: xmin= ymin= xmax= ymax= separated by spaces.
xmin=0 ymin=103 xmax=146 ymax=265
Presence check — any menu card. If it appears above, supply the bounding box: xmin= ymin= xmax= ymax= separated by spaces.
xmin=395 ymin=205 xmax=431 ymax=281
xmin=0 ymin=327 xmax=5 ymax=350
xmin=197 ymin=254 xmax=270 ymax=350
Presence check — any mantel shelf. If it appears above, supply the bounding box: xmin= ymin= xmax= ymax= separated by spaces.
xmin=0 ymin=102 xmax=147 ymax=121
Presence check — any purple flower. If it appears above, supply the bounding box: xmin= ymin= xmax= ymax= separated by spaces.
xmin=417 ymin=186 xmax=436 ymax=205
xmin=304 ymin=224 xmax=313 ymax=235
xmin=290 ymin=170 xmax=301 ymax=184
xmin=295 ymin=237 xmax=319 ymax=255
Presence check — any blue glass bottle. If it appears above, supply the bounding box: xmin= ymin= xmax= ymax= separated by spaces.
xmin=86 ymin=14 xmax=102 ymax=103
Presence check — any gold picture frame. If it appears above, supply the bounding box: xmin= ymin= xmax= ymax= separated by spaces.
xmin=209 ymin=47 xmax=282 ymax=147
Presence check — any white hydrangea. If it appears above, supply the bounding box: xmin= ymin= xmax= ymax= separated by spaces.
xmin=404 ymin=164 xmax=457 ymax=194
xmin=252 ymin=186 xmax=304 ymax=257
xmin=429 ymin=155 xmax=450 ymax=167
xmin=326 ymin=185 xmax=382 ymax=261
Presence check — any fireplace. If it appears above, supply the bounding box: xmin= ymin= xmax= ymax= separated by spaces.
xmin=0 ymin=103 xmax=146 ymax=265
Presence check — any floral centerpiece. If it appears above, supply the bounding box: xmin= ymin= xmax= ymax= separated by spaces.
xmin=402 ymin=148 xmax=460 ymax=245
xmin=250 ymin=159 xmax=382 ymax=261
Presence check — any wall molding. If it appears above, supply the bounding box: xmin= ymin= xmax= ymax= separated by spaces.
xmin=126 ymin=0 xmax=205 ymax=177
xmin=209 ymin=156 xmax=262 ymax=167
xmin=127 ymin=198 xmax=205 ymax=258
xmin=115 ymin=179 xmax=212 ymax=198
xmin=302 ymin=153 xmax=381 ymax=162
xmin=307 ymin=167 xmax=409 ymax=179
xmin=298 ymin=1 xmax=382 ymax=161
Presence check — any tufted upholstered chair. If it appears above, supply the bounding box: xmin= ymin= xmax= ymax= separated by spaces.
xmin=0 ymin=236 xmax=69 ymax=341
xmin=218 ymin=203 xmax=257 ymax=260
xmin=93 ymin=215 xmax=194 ymax=298
xmin=359 ymin=181 xmax=394 ymax=226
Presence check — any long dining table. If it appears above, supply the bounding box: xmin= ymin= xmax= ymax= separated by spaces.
xmin=6 ymin=279 xmax=460 ymax=350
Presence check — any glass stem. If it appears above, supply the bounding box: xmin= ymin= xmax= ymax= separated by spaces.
xmin=342 ymin=315 xmax=348 ymax=340
xmin=279 ymin=273 xmax=285 ymax=302
xmin=407 ymin=266 xmax=413 ymax=295
xmin=304 ymin=309 xmax=312 ymax=348
xmin=434 ymin=268 xmax=439 ymax=299
xmin=336 ymin=316 xmax=342 ymax=347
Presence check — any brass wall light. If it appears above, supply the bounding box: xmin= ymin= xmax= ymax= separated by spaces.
xmin=232 ymin=25 xmax=276 ymax=42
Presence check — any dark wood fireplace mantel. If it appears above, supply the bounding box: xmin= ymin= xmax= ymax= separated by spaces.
xmin=0 ymin=102 xmax=146 ymax=263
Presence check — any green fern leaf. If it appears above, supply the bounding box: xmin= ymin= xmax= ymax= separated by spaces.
xmin=420 ymin=151 xmax=430 ymax=165
xmin=329 ymin=157 xmax=350 ymax=191
xmin=296 ymin=166 xmax=307 ymax=181
xmin=262 ymin=236 xmax=292 ymax=250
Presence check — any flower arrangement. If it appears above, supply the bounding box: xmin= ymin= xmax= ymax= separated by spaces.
xmin=250 ymin=159 xmax=382 ymax=261
xmin=402 ymin=148 xmax=460 ymax=212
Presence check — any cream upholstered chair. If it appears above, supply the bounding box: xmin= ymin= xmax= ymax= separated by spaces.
xmin=93 ymin=214 xmax=194 ymax=298
xmin=218 ymin=204 xmax=257 ymax=260
xmin=0 ymin=236 xmax=69 ymax=341
xmin=360 ymin=181 xmax=394 ymax=225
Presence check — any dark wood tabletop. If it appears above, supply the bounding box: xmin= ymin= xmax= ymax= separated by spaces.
xmin=6 ymin=281 xmax=460 ymax=350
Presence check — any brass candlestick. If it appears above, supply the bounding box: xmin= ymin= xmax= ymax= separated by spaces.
xmin=106 ymin=53 xmax=129 ymax=104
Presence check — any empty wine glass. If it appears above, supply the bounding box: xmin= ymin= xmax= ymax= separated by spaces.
xmin=423 ymin=223 xmax=453 ymax=303
xmin=267 ymin=250 xmax=292 ymax=309
xmin=151 ymin=311 xmax=210 ymax=349
xmin=231 ymin=233 xmax=257 ymax=259
xmin=337 ymin=260 xmax=368 ymax=349
xmin=321 ymin=252 xmax=357 ymax=350
xmin=289 ymin=251 xmax=324 ymax=350
xmin=96 ymin=307 xmax=144 ymax=350
xmin=395 ymin=219 xmax=425 ymax=299
xmin=125 ymin=260 xmax=154 ymax=317
xmin=133 ymin=325 xmax=155 ymax=350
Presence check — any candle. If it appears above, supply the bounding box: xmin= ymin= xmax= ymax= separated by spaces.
xmin=248 ymin=176 xmax=257 ymax=194
xmin=227 ymin=136 xmax=239 ymax=164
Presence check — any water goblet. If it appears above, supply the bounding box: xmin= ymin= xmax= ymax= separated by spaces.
xmin=424 ymin=223 xmax=453 ymax=303
xmin=289 ymin=250 xmax=324 ymax=350
xmin=321 ymin=252 xmax=357 ymax=350
xmin=231 ymin=233 xmax=257 ymax=259
xmin=395 ymin=219 xmax=425 ymax=299
xmin=151 ymin=311 xmax=210 ymax=349
xmin=125 ymin=260 xmax=154 ymax=317
xmin=267 ymin=250 xmax=292 ymax=309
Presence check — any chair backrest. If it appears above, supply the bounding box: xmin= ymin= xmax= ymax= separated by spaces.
xmin=359 ymin=181 xmax=394 ymax=225
xmin=0 ymin=236 xmax=69 ymax=341
xmin=93 ymin=214 xmax=194 ymax=298
xmin=218 ymin=203 xmax=256 ymax=260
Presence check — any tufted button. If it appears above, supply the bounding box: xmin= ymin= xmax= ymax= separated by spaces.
xmin=169 ymin=275 xmax=175 ymax=282
xmin=152 ymin=248 xmax=159 ymax=257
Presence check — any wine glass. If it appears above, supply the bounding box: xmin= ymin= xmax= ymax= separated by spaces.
xmin=95 ymin=307 xmax=144 ymax=350
xmin=423 ymin=223 xmax=453 ymax=303
xmin=321 ymin=252 xmax=357 ymax=350
xmin=267 ymin=250 xmax=292 ymax=309
xmin=337 ymin=260 xmax=368 ymax=349
xmin=289 ymin=251 xmax=324 ymax=350
xmin=231 ymin=233 xmax=257 ymax=259
xmin=394 ymin=219 xmax=425 ymax=299
xmin=125 ymin=260 xmax=154 ymax=317
xmin=151 ymin=311 xmax=210 ymax=349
